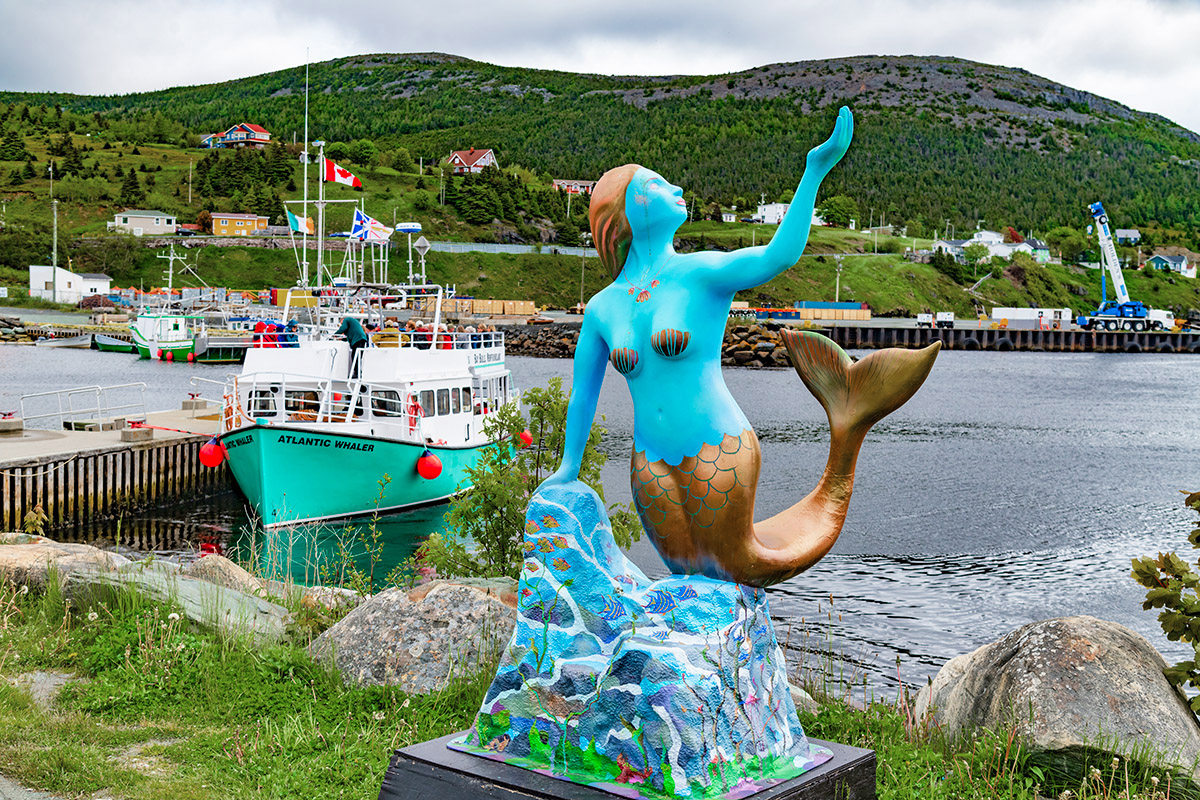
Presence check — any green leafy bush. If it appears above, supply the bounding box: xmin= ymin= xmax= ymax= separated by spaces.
xmin=1131 ymin=490 xmax=1200 ymax=713
xmin=419 ymin=377 xmax=639 ymax=580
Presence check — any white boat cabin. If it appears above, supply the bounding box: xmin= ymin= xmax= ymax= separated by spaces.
xmin=223 ymin=331 xmax=516 ymax=447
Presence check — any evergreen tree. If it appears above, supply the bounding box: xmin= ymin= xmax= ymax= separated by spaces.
xmin=119 ymin=169 xmax=144 ymax=206
xmin=7 ymin=168 xmax=23 ymax=186
xmin=21 ymin=160 xmax=34 ymax=180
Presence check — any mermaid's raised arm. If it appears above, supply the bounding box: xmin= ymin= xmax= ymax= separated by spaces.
xmin=702 ymin=107 xmax=853 ymax=293
xmin=540 ymin=311 xmax=609 ymax=487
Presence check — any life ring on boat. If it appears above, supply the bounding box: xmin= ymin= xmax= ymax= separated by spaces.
xmin=222 ymin=395 xmax=234 ymax=432
xmin=406 ymin=393 xmax=423 ymax=435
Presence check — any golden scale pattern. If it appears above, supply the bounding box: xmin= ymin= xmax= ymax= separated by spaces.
xmin=631 ymin=430 xmax=756 ymax=538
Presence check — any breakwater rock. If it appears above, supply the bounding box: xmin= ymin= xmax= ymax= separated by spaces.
xmin=916 ymin=615 xmax=1200 ymax=791
xmin=497 ymin=321 xmax=797 ymax=368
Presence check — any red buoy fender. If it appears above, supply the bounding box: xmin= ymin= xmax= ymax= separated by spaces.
xmin=416 ymin=449 xmax=442 ymax=480
xmin=198 ymin=437 xmax=225 ymax=468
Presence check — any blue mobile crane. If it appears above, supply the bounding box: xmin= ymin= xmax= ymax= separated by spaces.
xmin=1076 ymin=202 xmax=1173 ymax=331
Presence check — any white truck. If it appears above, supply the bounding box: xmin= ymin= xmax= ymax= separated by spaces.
xmin=916 ymin=312 xmax=955 ymax=329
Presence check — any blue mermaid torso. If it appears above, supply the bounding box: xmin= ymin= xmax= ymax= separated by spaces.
xmin=588 ymin=274 xmax=751 ymax=466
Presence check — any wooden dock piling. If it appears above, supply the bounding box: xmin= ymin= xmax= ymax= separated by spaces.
xmin=0 ymin=411 xmax=230 ymax=533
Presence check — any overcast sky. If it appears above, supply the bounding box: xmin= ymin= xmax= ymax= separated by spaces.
xmin=2 ymin=0 xmax=1198 ymax=133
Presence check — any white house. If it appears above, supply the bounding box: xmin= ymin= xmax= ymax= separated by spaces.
xmin=29 ymin=266 xmax=111 ymax=305
xmin=448 ymin=147 xmax=498 ymax=175
xmin=108 ymin=210 xmax=176 ymax=236
xmin=721 ymin=211 xmax=737 ymax=223
xmin=934 ymin=230 xmax=1033 ymax=263
xmin=754 ymin=203 xmax=790 ymax=224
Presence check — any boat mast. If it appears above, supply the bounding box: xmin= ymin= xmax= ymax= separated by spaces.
xmin=301 ymin=53 xmax=310 ymax=289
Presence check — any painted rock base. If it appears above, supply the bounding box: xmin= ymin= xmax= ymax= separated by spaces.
xmin=379 ymin=733 xmax=876 ymax=800
xmin=457 ymin=483 xmax=832 ymax=798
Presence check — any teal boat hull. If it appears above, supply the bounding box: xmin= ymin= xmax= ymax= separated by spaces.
xmin=219 ymin=425 xmax=488 ymax=527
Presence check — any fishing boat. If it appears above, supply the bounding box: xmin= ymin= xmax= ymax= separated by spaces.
xmin=94 ymin=333 xmax=136 ymax=353
xmin=35 ymin=333 xmax=92 ymax=348
xmin=209 ymin=288 xmax=518 ymax=528
xmin=130 ymin=313 xmax=204 ymax=361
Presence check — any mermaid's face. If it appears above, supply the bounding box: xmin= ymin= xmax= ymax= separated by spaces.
xmin=627 ymin=169 xmax=687 ymax=234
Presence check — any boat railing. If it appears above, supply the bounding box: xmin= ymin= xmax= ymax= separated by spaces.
xmin=219 ymin=372 xmax=428 ymax=439
xmin=19 ymin=382 xmax=148 ymax=430
xmin=369 ymin=329 xmax=504 ymax=351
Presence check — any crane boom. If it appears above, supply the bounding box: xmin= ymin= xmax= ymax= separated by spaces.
xmin=1088 ymin=202 xmax=1131 ymax=306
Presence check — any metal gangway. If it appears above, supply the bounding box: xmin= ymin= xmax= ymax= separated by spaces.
xmin=19 ymin=383 xmax=149 ymax=430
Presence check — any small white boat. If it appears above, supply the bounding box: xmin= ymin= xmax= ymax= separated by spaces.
xmin=35 ymin=333 xmax=92 ymax=348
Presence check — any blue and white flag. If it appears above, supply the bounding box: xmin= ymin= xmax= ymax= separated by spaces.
xmin=351 ymin=209 xmax=393 ymax=242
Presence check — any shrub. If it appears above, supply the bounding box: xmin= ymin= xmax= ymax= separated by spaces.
xmin=418 ymin=378 xmax=638 ymax=580
xmin=1131 ymin=490 xmax=1200 ymax=713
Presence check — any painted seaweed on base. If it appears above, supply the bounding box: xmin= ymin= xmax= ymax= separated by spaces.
xmin=449 ymin=482 xmax=833 ymax=799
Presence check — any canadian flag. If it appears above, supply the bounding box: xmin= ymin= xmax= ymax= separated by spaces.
xmin=323 ymin=158 xmax=362 ymax=188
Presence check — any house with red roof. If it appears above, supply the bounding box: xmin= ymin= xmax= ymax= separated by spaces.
xmin=552 ymin=179 xmax=596 ymax=195
xmin=201 ymin=123 xmax=272 ymax=149
xmin=448 ymin=147 xmax=497 ymax=174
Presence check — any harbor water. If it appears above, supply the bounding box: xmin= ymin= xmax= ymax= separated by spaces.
xmin=1 ymin=344 xmax=1197 ymax=691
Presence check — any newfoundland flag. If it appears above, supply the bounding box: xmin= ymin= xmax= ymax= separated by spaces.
xmin=323 ymin=158 xmax=362 ymax=188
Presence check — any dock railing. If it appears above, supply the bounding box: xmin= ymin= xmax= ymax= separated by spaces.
xmin=19 ymin=383 xmax=149 ymax=430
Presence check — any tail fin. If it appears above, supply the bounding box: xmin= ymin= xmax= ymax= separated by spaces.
xmin=744 ymin=332 xmax=940 ymax=585
xmin=780 ymin=330 xmax=940 ymax=437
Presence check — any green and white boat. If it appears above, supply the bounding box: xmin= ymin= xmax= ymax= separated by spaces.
xmin=131 ymin=313 xmax=203 ymax=361
xmin=131 ymin=313 xmax=250 ymax=363
xmin=213 ymin=304 xmax=516 ymax=528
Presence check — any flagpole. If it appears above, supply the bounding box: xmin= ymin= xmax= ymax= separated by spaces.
xmin=301 ymin=51 xmax=310 ymax=288
xmin=317 ymin=141 xmax=325 ymax=288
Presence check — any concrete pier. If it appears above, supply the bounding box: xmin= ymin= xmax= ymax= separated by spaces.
xmin=826 ymin=325 xmax=1200 ymax=353
xmin=0 ymin=408 xmax=230 ymax=532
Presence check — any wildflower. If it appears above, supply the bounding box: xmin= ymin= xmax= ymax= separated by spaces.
xmin=1111 ymin=757 xmax=1120 ymax=770
xmin=373 ymin=711 xmax=386 ymax=721
xmin=87 ymin=611 xmax=99 ymax=622
xmin=401 ymin=698 xmax=410 ymax=709
xmin=168 ymin=613 xmax=180 ymax=622
xmin=1152 ymin=777 xmax=1160 ymax=787
xmin=1089 ymin=767 xmax=1101 ymax=780
xmin=18 ymin=585 xmax=28 ymax=595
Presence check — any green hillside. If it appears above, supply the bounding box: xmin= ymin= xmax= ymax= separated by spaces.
xmin=2 ymin=52 xmax=1199 ymax=240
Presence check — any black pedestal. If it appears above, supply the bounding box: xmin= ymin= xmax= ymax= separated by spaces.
xmin=379 ymin=733 xmax=876 ymax=800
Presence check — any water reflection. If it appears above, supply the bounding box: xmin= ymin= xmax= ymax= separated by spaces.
xmin=226 ymin=505 xmax=446 ymax=589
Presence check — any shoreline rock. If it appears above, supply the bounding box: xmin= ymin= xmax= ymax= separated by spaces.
xmin=916 ymin=615 xmax=1200 ymax=789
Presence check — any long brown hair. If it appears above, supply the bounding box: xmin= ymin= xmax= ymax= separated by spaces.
xmin=589 ymin=164 xmax=641 ymax=280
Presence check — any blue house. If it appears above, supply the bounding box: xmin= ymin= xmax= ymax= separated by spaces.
xmin=1147 ymin=254 xmax=1196 ymax=279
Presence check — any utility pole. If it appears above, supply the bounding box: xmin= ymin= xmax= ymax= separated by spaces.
xmin=835 ymin=255 xmax=844 ymax=303
xmin=188 ymin=159 xmax=193 ymax=205
xmin=51 ymin=200 xmax=58 ymax=304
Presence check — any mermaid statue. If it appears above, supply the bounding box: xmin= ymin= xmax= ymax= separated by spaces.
xmin=450 ymin=107 xmax=940 ymax=799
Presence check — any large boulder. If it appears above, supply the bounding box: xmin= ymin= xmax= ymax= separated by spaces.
xmin=0 ymin=533 xmax=130 ymax=586
xmin=309 ymin=579 xmax=517 ymax=693
xmin=915 ymin=615 xmax=1200 ymax=787
xmin=182 ymin=555 xmax=264 ymax=595
xmin=0 ymin=535 xmax=290 ymax=643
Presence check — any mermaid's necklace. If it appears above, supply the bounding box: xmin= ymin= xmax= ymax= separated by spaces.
xmin=625 ymin=187 xmax=669 ymax=303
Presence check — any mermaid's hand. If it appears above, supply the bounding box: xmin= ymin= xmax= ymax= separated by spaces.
xmin=804 ymin=106 xmax=853 ymax=181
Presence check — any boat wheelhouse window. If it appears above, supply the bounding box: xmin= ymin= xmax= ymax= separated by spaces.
xmin=437 ymin=389 xmax=450 ymax=416
xmin=419 ymin=390 xmax=435 ymax=417
xmin=450 ymin=388 xmax=460 ymax=414
xmin=461 ymin=388 xmax=471 ymax=409
xmin=371 ymin=390 xmax=404 ymax=417
xmin=249 ymin=389 xmax=277 ymax=415
xmin=284 ymin=391 xmax=319 ymax=416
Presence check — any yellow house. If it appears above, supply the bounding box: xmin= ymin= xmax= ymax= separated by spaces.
xmin=211 ymin=213 xmax=269 ymax=236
